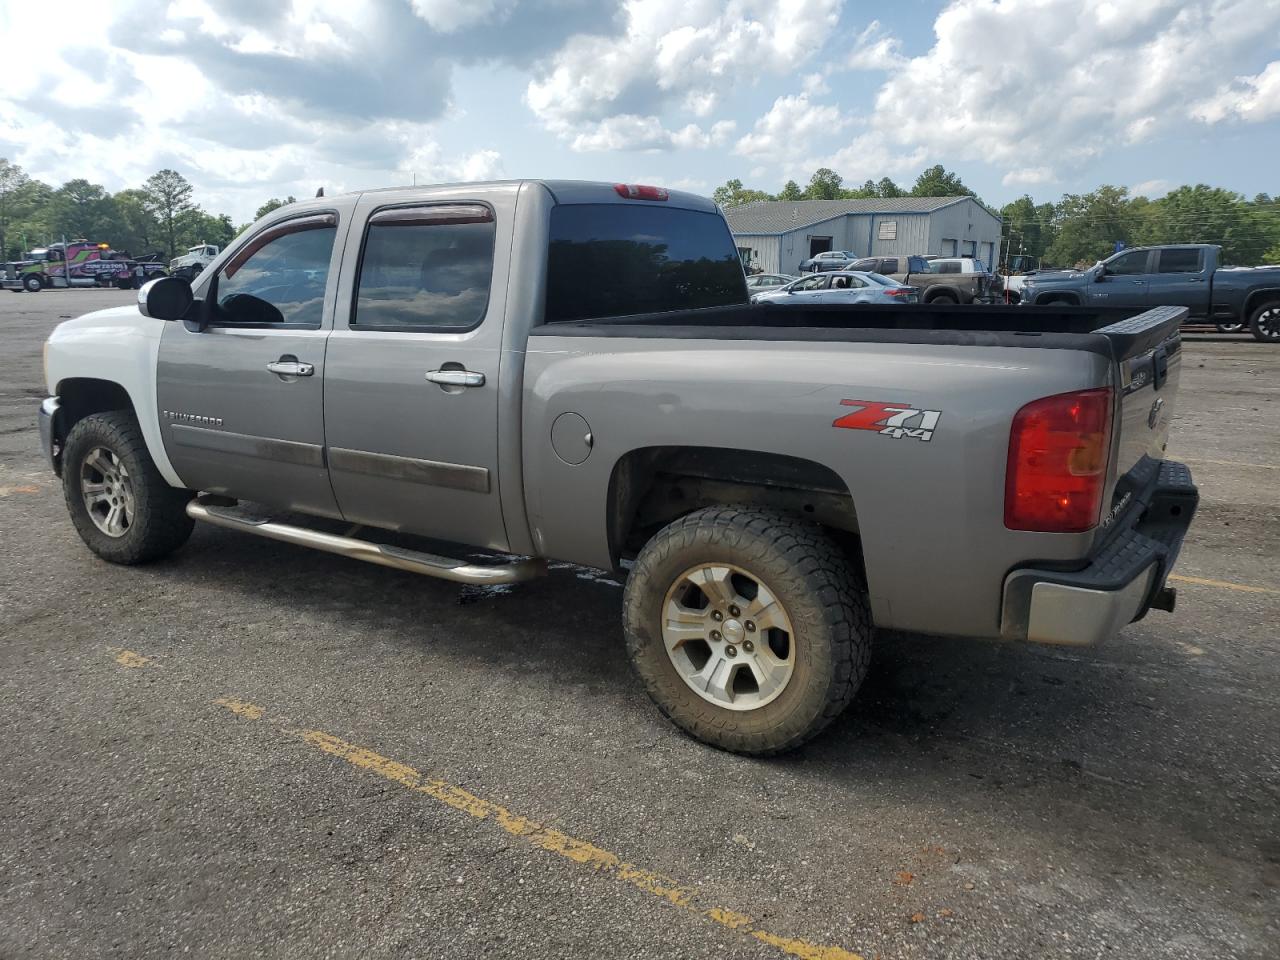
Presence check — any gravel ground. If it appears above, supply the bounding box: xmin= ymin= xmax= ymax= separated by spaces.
xmin=1 ymin=289 xmax=1276 ymax=959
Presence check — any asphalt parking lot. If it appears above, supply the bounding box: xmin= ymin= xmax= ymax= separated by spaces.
xmin=1 ymin=289 xmax=1276 ymax=959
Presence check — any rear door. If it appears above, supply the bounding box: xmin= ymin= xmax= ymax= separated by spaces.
xmin=1089 ymin=249 xmax=1152 ymax=306
xmin=321 ymin=187 xmax=514 ymax=551
xmin=1146 ymin=248 xmax=1211 ymax=318
xmin=156 ymin=207 xmax=348 ymax=517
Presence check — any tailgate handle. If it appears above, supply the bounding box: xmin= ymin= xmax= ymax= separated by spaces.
xmin=1152 ymin=347 xmax=1168 ymax=391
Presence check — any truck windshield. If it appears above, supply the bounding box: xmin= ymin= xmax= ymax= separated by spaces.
xmin=545 ymin=204 xmax=748 ymax=322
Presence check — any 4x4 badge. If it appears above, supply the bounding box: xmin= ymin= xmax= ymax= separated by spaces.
xmin=833 ymin=400 xmax=942 ymax=442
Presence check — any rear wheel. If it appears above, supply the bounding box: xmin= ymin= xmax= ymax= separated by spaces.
xmin=623 ymin=506 xmax=872 ymax=755
xmin=1215 ymin=321 xmax=1246 ymax=334
xmin=62 ymin=411 xmax=194 ymax=564
xmin=1249 ymin=302 xmax=1280 ymax=342
xmin=928 ymin=292 xmax=957 ymax=304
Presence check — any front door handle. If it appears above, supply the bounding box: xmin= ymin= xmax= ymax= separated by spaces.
xmin=425 ymin=369 xmax=485 ymax=388
xmin=267 ymin=358 xmax=314 ymax=377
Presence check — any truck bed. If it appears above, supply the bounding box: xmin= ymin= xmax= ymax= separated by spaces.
xmin=533 ymin=303 xmax=1188 ymax=363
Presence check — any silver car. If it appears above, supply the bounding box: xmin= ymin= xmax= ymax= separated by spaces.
xmin=744 ymin=273 xmax=795 ymax=291
xmin=751 ymin=270 xmax=918 ymax=304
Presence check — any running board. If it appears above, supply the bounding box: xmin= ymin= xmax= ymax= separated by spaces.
xmin=186 ymin=497 xmax=545 ymax=585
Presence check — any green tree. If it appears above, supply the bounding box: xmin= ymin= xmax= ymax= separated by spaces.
xmin=181 ymin=211 xmax=237 ymax=250
xmin=802 ymin=167 xmax=843 ymax=200
xmin=111 ymin=188 xmax=159 ymax=255
xmin=1137 ymin=184 xmax=1276 ymax=265
xmin=1045 ymin=185 xmax=1138 ymax=266
xmin=254 ymin=195 xmax=296 ymax=221
xmin=910 ymin=164 xmax=975 ymax=198
xmin=49 ymin=179 xmax=117 ymax=240
xmin=142 ymin=168 xmax=196 ymax=258
xmin=776 ymin=180 xmax=803 ymax=201
xmin=1000 ymin=195 xmax=1056 ymax=265
xmin=711 ymin=178 xmax=772 ymax=207
xmin=0 ymin=158 xmax=33 ymax=261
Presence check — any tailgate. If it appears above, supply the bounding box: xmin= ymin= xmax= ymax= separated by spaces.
xmin=1098 ymin=306 xmax=1186 ymax=521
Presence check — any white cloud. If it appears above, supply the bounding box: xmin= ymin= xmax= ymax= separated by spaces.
xmin=526 ymin=0 xmax=842 ymax=149
xmin=1191 ymin=59 xmax=1280 ymax=124
xmin=735 ymin=94 xmax=846 ymax=165
xmin=1003 ymin=167 xmax=1057 ymax=187
xmin=409 ymin=0 xmax=517 ymax=33
xmin=1131 ymin=178 xmax=1174 ymax=199
xmin=568 ymin=116 xmax=734 ymax=152
xmin=833 ymin=0 xmax=1280 ymax=184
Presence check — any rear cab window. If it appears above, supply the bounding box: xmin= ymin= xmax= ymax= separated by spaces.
xmin=352 ymin=204 xmax=496 ymax=331
xmin=544 ymin=204 xmax=748 ymax=322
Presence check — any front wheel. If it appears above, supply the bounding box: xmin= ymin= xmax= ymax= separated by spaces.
xmin=62 ymin=411 xmax=194 ymax=564
xmin=23 ymin=274 xmax=42 ymax=292
xmin=1249 ymin=301 xmax=1280 ymax=343
xmin=623 ymin=506 xmax=872 ymax=755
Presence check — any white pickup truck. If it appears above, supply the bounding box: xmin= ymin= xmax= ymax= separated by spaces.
xmin=38 ymin=180 xmax=1198 ymax=754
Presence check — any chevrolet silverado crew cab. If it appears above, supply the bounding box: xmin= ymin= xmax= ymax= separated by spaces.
xmin=1019 ymin=243 xmax=1280 ymax=342
xmin=39 ymin=180 xmax=1198 ymax=755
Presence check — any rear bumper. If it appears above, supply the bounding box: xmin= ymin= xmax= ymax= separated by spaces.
xmin=999 ymin=461 xmax=1198 ymax=646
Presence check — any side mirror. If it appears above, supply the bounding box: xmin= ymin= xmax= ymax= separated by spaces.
xmin=137 ymin=276 xmax=194 ymax=320
xmin=1093 ymin=265 xmax=1107 ymax=282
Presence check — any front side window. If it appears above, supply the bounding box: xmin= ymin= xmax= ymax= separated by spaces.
xmin=545 ymin=204 xmax=747 ymax=322
xmin=791 ymin=275 xmax=828 ymax=291
xmin=1158 ymin=249 xmax=1202 ymax=273
xmin=215 ymin=215 xmax=336 ymax=325
xmin=1107 ymin=250 xmax=1151 ymax=275
xmin=353 ymin=205 xmax=495 ymax=330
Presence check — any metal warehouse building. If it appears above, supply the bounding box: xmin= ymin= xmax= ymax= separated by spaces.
xmin=724 ymin=197 xmax=1003 ymax=275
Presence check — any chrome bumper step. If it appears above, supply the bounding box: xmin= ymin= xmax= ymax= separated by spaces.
xmin=186 ymin=496 xmax=545 ymax=585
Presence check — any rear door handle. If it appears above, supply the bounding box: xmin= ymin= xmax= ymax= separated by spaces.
xmin=425 ymin=369 xmax=485 ymax=388
xmin=267 ymin=358 xmax=314 ymax=377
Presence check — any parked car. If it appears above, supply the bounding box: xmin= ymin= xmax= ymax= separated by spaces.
xmin=849 ymin=255 xmax=1001 ymax=304
xmin=744 ymin=273 xmax=794 ymax=291
xmin=1018 ymin=244 xmax=1280 ymax=341
xmin=752 ymin=271 xmax=917 ymax=304
xmin=797 ymin=250 xmax=857 ymax=273
xmin=38 ymin=179 xmax=1197 ymax=756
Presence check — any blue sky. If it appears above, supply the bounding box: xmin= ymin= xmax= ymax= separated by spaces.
xmin=2 ymin=0 xmax=1277 ymax=222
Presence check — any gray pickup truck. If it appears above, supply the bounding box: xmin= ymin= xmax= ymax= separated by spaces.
xmin=38 ymin=180 xmax=1198 ymax=755
xmin=848 ymin=255 xmax=999 ymax=304
xmin=1020 ymin=243 xmax=1280 ymax=342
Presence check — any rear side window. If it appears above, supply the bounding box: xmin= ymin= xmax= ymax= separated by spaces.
xmin=1158 ymin=249 xmax=1203 ymax=273
xmin=850 ymin=259 xmax=878 ymax=271
xmin=353 ymin=205 xmax=495 ymax=330
xmin=545 ymin=204 xmax=747 ymax=322
xmin=932 ymin=261 xmax=961 ymax=274
xmin=879 ymin=258 xmax=899 ymax=273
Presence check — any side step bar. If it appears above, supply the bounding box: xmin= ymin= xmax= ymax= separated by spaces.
xmin=186 ymin=497 xmax=545 ymax=585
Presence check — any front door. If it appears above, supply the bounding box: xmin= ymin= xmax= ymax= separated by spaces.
xmin=156 ymin=209 xmax=348 ymax=517
xmin=783 ymin=273 xmax=831 ymax=302
xmin=1089 ymin=248 xmax=1152 ymax=306
xmin=1146 ymin=247 xmax=1212 ymax=318
xmin=321 ymin=189 xmax=513 ymax=551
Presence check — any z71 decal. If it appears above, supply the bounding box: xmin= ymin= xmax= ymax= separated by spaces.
xmin=832 ymin=400 xmax=942 ymax=442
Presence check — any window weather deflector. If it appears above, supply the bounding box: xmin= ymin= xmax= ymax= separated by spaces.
xmin=369 ymin=205 xmax=493 ymax=227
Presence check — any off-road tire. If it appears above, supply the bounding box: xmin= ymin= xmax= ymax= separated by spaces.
xmin=62 ymin=411 xmax=194 ymax=564
xmin=623 ymin=506 xmax=872 ymax=755
xmin=1248 ymin=301 xmax=1280 ymax=343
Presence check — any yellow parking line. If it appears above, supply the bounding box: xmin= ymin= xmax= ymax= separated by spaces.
xmin=1168 ymin=574 xmax=1280 ymax=596
xmin=1181 ymin=458 xmax=1278 ymax=470
xmin=213 ymin=699 xmax=865 ymax=960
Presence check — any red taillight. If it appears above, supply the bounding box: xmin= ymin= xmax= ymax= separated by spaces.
xmin=614 ymin=183 xmax=669 ymax=201
xmin=1005 ymin=387 xmax=1113 ymax=532
xmin=884 ymin=287 xmax=912 ymax=296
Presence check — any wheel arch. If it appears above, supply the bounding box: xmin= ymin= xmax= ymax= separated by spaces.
xmin=923 ymin=285 xmax=964 ymax=303
xmin=1242 ymin=287 xmax=1280 ymax=318
xmin=50 ymin=378 xmax=138 ymax=476
xmin=1034 ymin=291 xmax=1081 ymax=306
xmin=606 ymin=445 xmax=863 ymax=571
